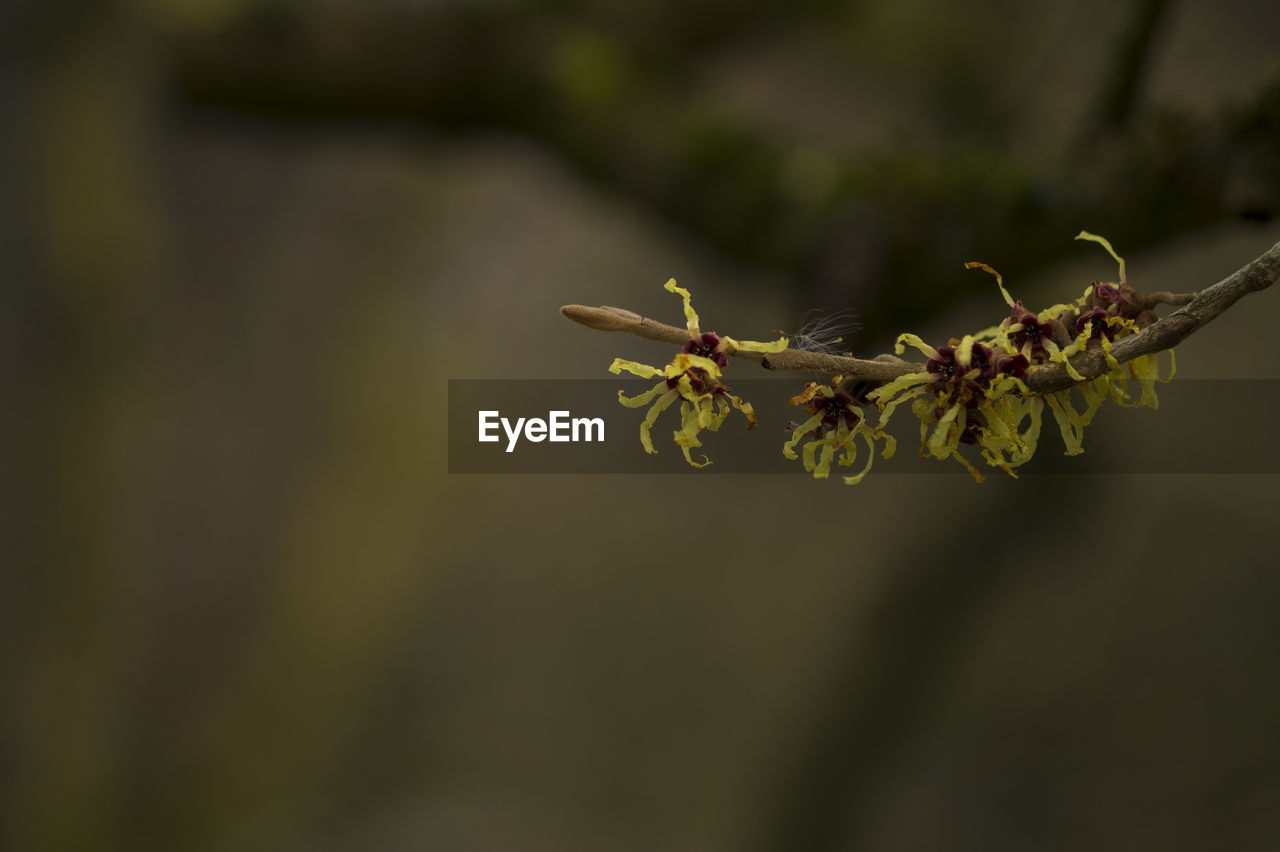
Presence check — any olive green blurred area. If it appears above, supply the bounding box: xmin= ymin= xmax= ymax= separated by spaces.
xmin=4 ymin=0 xmax=1280 ymax=850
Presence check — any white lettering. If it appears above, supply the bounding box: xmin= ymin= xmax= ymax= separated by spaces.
xmin=573 ymin=416 xmax=605 ymax=442
xmin=478 ymin=410 xmax=500 ymax=442
xmin=502 ymin=417 xmax=525 ymax=453
xmin=549 ymin=410 xmax=570 ymax=442
xmin=481 ymin=410 xmax=605 ymax=452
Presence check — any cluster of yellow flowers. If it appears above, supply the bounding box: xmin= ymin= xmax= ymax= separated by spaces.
xmin=866 ymin=232 xmax=1174 ymax=481
xmin=609 ymin=233 xmax=1174 ymax=482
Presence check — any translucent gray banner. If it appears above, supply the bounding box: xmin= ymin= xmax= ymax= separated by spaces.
xmin=448 ymin=379 xmax=1280 ymax=474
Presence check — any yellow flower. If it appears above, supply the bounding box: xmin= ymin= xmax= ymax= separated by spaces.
xmin=866 ymin=333 xmax=1042 ymax=481
xmin=783 ymin=379 xmax=894 ymax=483
xmin=610 ymin=279 xmax=787 ymax=467
xmin=966 ymin=261 xmax=1078 ymax=376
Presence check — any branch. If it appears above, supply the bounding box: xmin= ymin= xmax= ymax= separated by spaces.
xmin=561 ymin=238 xmax=1280 ymax=393
xmin=1025 ymin=238 xmax=1280 ymax=392
xmin=559 ymin=304 xmax=918 ymax=382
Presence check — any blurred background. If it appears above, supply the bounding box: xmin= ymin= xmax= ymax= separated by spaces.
xmin=3 ymin=0 xmax=1280 ymax=849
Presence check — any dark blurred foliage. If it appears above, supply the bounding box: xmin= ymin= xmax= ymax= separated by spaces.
xmin=171 ymin=0 xmax=1280 ymax=341
xmin=3 ymin=1 xmax=1280 ymax=851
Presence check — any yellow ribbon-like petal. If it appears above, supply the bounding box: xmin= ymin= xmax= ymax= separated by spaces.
xmin=725 ymin=334 xmax=789 ymax=354
xmin=664 ymin=352 xmax=722 ymax=380
xmin=673 ymin=401 xmax=713 ymax=468
xmin=1077 ymin=380 xmax=1106 ymax=428
xmin=973 ymin=323 xmax=1003 ymax=342
xmin=726 ymin=393 xmax=758 ymax=430
xmin=1037 ymin=301 xmax=1075 ymax=322
xmin=927 ymin=403 xmax=962 ymax=455
xmin=835 ymin=427 xmax=859 ymax=469
xmin=637 ymin=388 xmax=680 ymax=454
xmin=965 ymin=261 xmax=1016 ymax=308
xmin=610 ymin=358 xmax=662 ymax=378
xmin=1131 ymin=353 xmax=1161 ymax=409
xmin=1099 ymin=333 xmax=1121 ymax=374
xmin=877 ymin=428 xmax=898 ymax=460
xmin=664 ymin=278 xmax=701 ymax=338
xmin=1051 ymin=327 xmax=1090 ymax=382
xmin=1045 ymin=391 xmax=1084 ymax=455
xmin=1010 ymin=397 xmax=1043 ymax=465
xmin=944 ymin=441 xmax=984 ymax=482
xmin=789 ymin=382 xmax=822 ymax=407
xmin=894 ymin=333 xmax=942 ymax=361
xmin=784 ymin=412 xmax=825 ymax=460
xmin=869 ymin=375 xmax=930 ymax=429
xmin=815 ymin=441 xmax=839 ymax=478
xmin=843 ymin=429 xmax=879 ymax=485
xmin=692 ymin=396 xmax=717 ymax=429
xmin=1075 ymin=230 xmax=1126 ymax=283
xmin=618 ymin=380 xmax=669 ymax=408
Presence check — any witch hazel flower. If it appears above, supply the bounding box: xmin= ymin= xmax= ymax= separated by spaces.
xmin=866 ymin=332 xmax=1039 ymax=481
xmin=783 ymin=378 xmax=895 ymax=484
xmin=609 ymin=279 xmax=788 ymax=467
xmin=1069 ymin=231 xmax=1175 ymax=408
xmin=967 ymin=261 xmax=1082 ymax=378
xmin=964 ymin=257 xmax=1109 ymax=457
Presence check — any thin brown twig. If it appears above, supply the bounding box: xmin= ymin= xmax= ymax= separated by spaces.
xmin=561 ymin=238 xmax=1280 ymax=395
xmin=558 ymin=304 xmax=919 ymax=381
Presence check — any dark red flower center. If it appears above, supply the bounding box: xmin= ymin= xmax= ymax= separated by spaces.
xmin=1075 ymin=307 xmax=1116 ymax=347
xmin=807 ymin=390 xmax=860 ymax=430
xmin=1092 ymin=282 xmax=1122 ymax=307
xmin=997 ymin=353 xmax=1030 ymax=379
xmin=1008 ymin=306 xmax=1053 ymax=359
xmin=667 ymin=365 xmax=725 ymax=395
xmin=683 ymin=332 xmax=729 ymax=368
